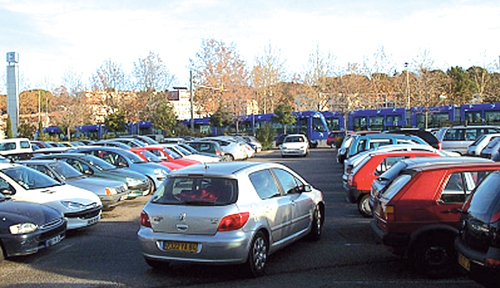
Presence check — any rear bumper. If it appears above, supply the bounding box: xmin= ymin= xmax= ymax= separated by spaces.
xmin=370 ymin=220 xmax=409 ymax=255
xmin=455 ymin=237 xmax=500 ymax=284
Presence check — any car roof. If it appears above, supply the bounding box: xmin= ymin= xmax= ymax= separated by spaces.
xmin=409 ymin=161 xmax=500 ymax=173
xmin=170 ymin=161 xmax=276 ymax=177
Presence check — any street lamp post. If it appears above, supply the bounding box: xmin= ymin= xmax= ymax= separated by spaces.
xmin=405 ymin=62 xmax=410 ymax=109
xmin=189 ymin=70 xmax=194 ymax=131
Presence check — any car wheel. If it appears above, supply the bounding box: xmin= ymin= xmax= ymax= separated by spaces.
xmin=0 ymin=245 xmax=5 ymax=263
xmin=412 ymin=234 xmax=456 ymax=277
xmin=225 ymin=154 xmax=234 ymax=161
xmin=144 ymin=178 xmax=155 ymax=196
xmin=145 ymin=258 xmax=169 ymax=270
xmin=308 ymin=205 xmax=323 ymax=241
xmin=357 ymin=194 xmax=372 ymax=218
xmin=245 ymin=231 xmax=268 ymax=277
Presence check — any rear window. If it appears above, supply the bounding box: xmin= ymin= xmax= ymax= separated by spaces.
xmin=467 ymin=171 xmax=500 ymax=223
xmin=152 ymin=177 xmax=238 ymax=205
xmin=380 ymin=174 xmax=412 ymax=201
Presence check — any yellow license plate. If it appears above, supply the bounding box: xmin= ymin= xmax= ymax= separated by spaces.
xmin=164 ymin=241 xmax=198 ymax=253
xmin=458 ymin=253 xmax=470 ymax=271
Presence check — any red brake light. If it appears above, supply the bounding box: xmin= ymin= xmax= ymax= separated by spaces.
xmin=216 ymin=150 xmax=221 ymax=156
xmin=140 ymin=210 xmax=151 ymax=228
xmin=218 ymin=212 xmax=250 ymax=231
xmin=437 ymin=142 xmax=442 ymax=150
xmin=491 ymin=209 xmax=500 ymax=223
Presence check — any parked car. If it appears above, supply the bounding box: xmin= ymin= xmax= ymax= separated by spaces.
xmin=128 ymin=147 xmax=186 ymax=171
xmin=93 ymin=140 xmax=132 ymax=149
xmin=136 ymin=146 xmax=201 ymax=167
xmin=72 ymin=146 xmax=171 ymax=193
xmin=0 ymin=163 xmax=102 ymax=230
xmin=0 ymin=192 xmax=66 ymax=262
xmin=346 ymin=133 xmax=429 ymax=160
xmin=436 ymin=125 xmax=500 ymax=155
xmin=327 ymin=130 xmax=354 ymax=148
xmin=119 ymin=135 xmax=159 ymax=145
xmin=455 ymin=170 xmax=500 ymax=287
xmin=32 ymin=153 xmax=152 ymax=198
xmin=241 ymin=136 xmax=262 ymax=153
xmin=99 ymin=138 xmax=147 ymax=148
xmin=342 ymin=143 xmax=453 ymax=188
xmin=152 ymin=143 xmax=221 ymax=163
xmin=466 ymin=133 xmax=500 ymax=156
xmin=371 ymin=161 xmax=500 ymax=276
xmin=280 ymin=134 xmax=309 ymax=157
xmin=387 ymin=128 xmax=442 ymax=150
xmin=138 ymin=161 xmax=324 ymax=276
xmin=204 ymin=137 xmax=248 ymax=161
xmin=344 ymin=150 xmax=441 ymax=217
xmin=0 ymin=138 xmax=33 ymax=160
xmin=479 ymin=137 xmax=500 ymax=159
xmin=185 ymin=140 xmax=225 ymax=159
xmin=19 ymin=159 xmax=129 ymax=209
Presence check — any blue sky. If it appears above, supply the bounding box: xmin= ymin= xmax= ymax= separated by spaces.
xmin=1 ymin=0 xmax=499 ymax=92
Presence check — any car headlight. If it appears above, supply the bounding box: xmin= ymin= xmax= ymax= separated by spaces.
xmin=154 ymin=168 xmax=169 ymax=175
xmin=60 ymin=200 xmax=86 ymax=210
xmin=105 ymin=187 xmax=117 ymax=196
xmin=126 ymin=177 xmax=142 ymax=186
xmin=9 ymin=223 xmax=38 ymax=234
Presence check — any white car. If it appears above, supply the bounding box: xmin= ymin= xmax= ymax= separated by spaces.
xmin=0 ymin=163 xmax=102 ymax=230
xmin=466 ymin=133 xmax=500 ymax=156
xmin=280 ymin=134 xmax=309 ymax=157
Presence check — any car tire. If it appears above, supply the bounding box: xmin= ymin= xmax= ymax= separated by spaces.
xmin=307 ymin=205 xmax=323 ymax=241
xmin=0 ymin=245 xmax=5 ymax=263
xmin=357 ymin=194 xmax=372 ymax=218
xmin=225 ymin=154 xmax=234 ymax=161
xmin=145 ymin=258 xmax=169 ymax=270
xmin=412 ymin=233 xmax=456 ymax=277
xmin=245 ymin=231 xmax=268 ymax=277
xmin=144 ymin=177 xmax=155 ymax=196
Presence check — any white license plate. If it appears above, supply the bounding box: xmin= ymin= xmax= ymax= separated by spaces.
xmin=87 ymin=216 xmax=99 ymax=226
xmin=46 ymin=234 xmax=64 ymax=247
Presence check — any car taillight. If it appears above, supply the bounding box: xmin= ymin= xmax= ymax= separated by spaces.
xmin=437 ymin=142 xmax=442 ymax=150
xmin=485 ymin=258 xmax=500 ymax=267
xmin=491 ymin=210 xmax=500 ymax=223
xmin=140 ymin=210 xmax=151 ymax=228
xmin=383 ymin=205 xmax=395 ymax=221
xmin=217 ymin=212 xmax=250 ymax=231
xmin=216 ymin=150 xmax=221 ymax=156
xmin=345 ymin=165 xmax=353 ymax=175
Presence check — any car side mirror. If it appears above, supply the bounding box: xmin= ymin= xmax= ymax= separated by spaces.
xmin=296 ymin=185 xmax=312 ymax=193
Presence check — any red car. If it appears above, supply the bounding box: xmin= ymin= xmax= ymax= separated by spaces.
xmin=326 ymin=130 xmax=353 ymax=148
xmin=344 ymin=150 xmax=441 ymax=217
xmin=371 ymin=161 xmax=500 ymax=277
xmin=129 ymin=147 xmax=200 ymax=168
xmin=129 ymin=148 xmax=186 ymax=171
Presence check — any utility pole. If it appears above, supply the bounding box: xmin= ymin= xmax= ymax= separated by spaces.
xmin=189 ymin=70 xmax=194 ymax=131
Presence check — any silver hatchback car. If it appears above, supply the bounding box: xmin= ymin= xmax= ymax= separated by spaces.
xmin=138 ymin=161 xmax=324 ymax=276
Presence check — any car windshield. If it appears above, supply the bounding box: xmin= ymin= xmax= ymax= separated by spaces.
xmin=151 ymin=177 xmax=238 ymax=206
xmin=2 ymin=166 xmax=62 ymax=189
xmin=174 ymin=145 xmax=192 ymax=156
xmin=83 ymin=155 xmax=116 ymax=171
xmin=115 ymin=149 xmax=147 ymax=163
xmin=284 ymin=136 xmax=304 ymax=143
xmin=162 ymin=147 xmax=182 ymax=159
xmin=380 ymin=174 xmax=412 ymax=201
xmin=50 ymin=161 xmax=83 ymax=179
xmin=180 ymin=144 xmax=199 ymax=154
xmin=141 ymin=150 xmax=162 ymax=162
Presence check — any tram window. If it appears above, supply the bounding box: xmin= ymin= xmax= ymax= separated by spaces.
xmin=313 ymin=118 xmax=327 ymax=132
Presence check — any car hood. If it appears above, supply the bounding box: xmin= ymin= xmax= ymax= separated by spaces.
xmin=0 ymin=200 xmax=63 ymax=229
xmin=66 ymin=177 xmax=126 ymax=195
xmin=14 ymin=184 xmax=102 ymax=208
xmin=125 ymin=162 xmax=171 ymax=174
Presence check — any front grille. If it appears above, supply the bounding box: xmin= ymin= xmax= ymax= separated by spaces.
xmin=64 ymin=204 xmax=102 ymax=219
xmin=39 ymin=218 xmax=65 ymax=230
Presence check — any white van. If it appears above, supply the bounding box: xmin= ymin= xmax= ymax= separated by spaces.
xmin=0 ymin=138 xmax=33 ymax=159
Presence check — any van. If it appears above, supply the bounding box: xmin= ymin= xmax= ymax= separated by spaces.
xmin=436 ymin=125 xmax=500 ymax=155
xmin=0 ymin=138 xmax=33 ymax=160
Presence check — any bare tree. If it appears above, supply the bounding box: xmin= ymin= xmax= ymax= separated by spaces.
xmin=190 ymin=39 xmax=251 ymax=125
xmin=251 ymin=43 xmax=288 ymax=114
xmin=302 ymin=45 xmax=336 ymax=111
